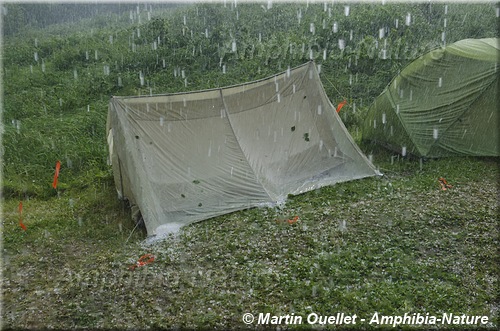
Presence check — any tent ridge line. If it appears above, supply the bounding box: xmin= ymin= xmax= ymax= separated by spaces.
xmin=113 ymin=61 xmax=314 ymax=100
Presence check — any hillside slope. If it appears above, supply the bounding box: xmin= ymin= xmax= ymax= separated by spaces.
xmin=1 ymin=2 xmax=499 ymax=329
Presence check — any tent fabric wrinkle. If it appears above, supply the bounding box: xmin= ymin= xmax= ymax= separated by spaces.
xmin=363 ymin=38 xmax=499 ymax=158
xmin=107 ymin=61 xmax=379 ymax=236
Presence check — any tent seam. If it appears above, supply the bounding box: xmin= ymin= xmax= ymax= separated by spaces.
xmin=315 ymin=63 xmax=380 ymax=175
xmin=218 ymin=88 xmax=275 ymax=203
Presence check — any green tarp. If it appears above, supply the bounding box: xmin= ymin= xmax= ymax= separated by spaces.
xmin=362 ymin=38 xmax=499 ymax=157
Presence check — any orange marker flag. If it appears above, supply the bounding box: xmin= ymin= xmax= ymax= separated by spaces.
xmin=287 ymin=216 xmax=299 ymax=224
xmin=438 ymin=177 xmax=452 ymax=191
xmin=128 ymin=254 xmax=155 ymax=271
xmin=52 ymin=160 xmax=61 ymax=189
xmin=19 ymin=201 xmax=27 ymax=231
xmin=336 ymin=100 xmax=347 ymax=113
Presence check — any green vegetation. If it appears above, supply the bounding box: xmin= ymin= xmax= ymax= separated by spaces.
xmin=3 ymin=154 xmax=498 ymax=329
xmin=3 ymin=2 xmax=497 ymax=197
xmin=2 ymin=2 xmax=498 ymax=329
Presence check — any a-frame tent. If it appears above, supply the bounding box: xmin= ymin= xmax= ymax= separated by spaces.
xmin=107 ymin=61 xmax=379 ymax=236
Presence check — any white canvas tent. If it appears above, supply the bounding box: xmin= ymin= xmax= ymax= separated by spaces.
xmin=107 ymin=61 xmax=379 ymax=236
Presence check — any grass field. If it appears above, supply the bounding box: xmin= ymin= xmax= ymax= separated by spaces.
xmin=2 ymin=2 xmax=498 ymax=329
xmin=2 ymin=148 xmax=498 ymax=330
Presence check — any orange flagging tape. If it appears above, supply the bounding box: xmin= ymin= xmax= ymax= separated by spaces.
xmin=276 ymin=216 xmax=300 ymax=224
xmin=19 ymin=201 xmax=27 ymax=231
xmin=438 ymin=177 xmax=453 ymax=190
xmin=128 ymin=254 xmax=155 ymax=270
xmin=52 ymin=160 xmax=61 ymax=189
xmin=336 ymin=100 xmax=347 ymax=113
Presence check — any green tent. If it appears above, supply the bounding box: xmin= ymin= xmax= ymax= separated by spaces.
xmin=362 ymin=38 xmax=499 ymax=157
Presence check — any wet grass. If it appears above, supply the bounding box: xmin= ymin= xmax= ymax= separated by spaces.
xmin=2 ymin=2 xmax=498 ymax=329
xmin=2 ymin=152 xmax=498 ymax=330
